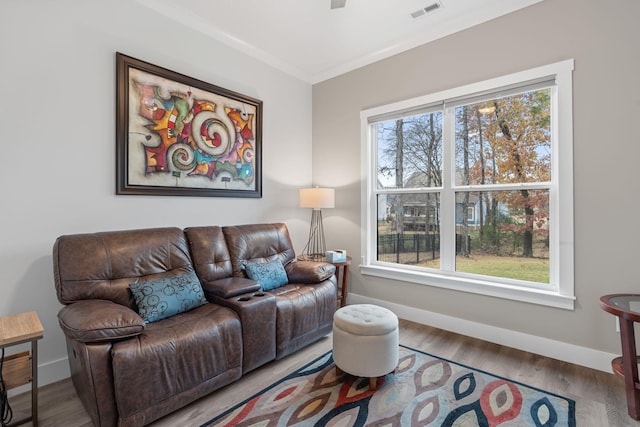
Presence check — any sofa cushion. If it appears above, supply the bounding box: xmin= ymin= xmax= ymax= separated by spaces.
xmin=244 ymin=259 xmax=289 ymax=291
xmin=269 ymin=281 xmax=337 ymax=358
xmin=222 ymin=223 xmax=296 ymax=277
xmin=184 ymin=226 xmax=233 ymax=282
xmin=111 ymin=304 xmax=242 ymax=421
xmin=130 ymin=271 xmax=207 ymax=323
xmin=53 ymin=227 xmax=193 ymax=308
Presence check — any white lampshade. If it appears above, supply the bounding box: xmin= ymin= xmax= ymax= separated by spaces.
xmin=299 ymin=187 xmax=335 ymax=209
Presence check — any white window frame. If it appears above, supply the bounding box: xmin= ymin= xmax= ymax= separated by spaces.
xmin=360 ymin=59 xmax=575 ymax=310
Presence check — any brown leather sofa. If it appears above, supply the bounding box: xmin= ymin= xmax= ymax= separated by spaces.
xmin=53 ymin=223 xmax=337 ymax=427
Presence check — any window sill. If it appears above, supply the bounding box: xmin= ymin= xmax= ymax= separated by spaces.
xmin=360 ymin=264 xmax=575 ymax=310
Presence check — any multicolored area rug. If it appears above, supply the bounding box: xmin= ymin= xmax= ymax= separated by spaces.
xmin=203 ymin=345 xmax=576 ymax=426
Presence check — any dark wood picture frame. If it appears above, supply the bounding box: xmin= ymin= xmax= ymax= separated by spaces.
xmin=116 ymin=52 xmax=262 ymax=197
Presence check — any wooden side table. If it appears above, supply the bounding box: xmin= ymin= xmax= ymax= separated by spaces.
xmin=0 ymin=311 xmax=44 ymax=427
xmin=330 ymin=256 xmax=351 ymax=308
xmin=600 ymin=294 xmax=640 ymax=420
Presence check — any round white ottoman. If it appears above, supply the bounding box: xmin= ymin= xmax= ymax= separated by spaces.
xmin=332 ymin=304 xmax=399 ymax=390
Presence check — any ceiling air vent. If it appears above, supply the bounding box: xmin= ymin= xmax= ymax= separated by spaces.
xmin=411 ymin=1 xmax=442 ymax=19
xmin=424 ymin=2 xmax=441 ymax=13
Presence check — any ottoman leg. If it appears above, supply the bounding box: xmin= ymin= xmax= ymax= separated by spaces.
xmin=369 ymin=377 xmax=377 ymax=390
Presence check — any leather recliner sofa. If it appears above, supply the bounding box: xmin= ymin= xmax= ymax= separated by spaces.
xmin=53 ymin=223 xmax=337 ymax=427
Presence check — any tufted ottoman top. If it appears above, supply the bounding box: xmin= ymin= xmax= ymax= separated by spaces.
xmin=333 ymin=304 xmax=398 ymax=336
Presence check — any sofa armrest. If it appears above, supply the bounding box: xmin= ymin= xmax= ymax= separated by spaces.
xmin=202 ymin=277 xmax=261 ymax=299
xmin=285 ymin=260 xmax=336 ymax=283
xmin=58 ymin=300 xmax=144 ymax=343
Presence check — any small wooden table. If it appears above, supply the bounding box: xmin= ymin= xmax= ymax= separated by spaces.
xmin=330 ymin=256 xmax=351 ymax=308
xmin=0 ymin=311 xmax=44 ymax=427
xmin=600 ymin=294 xmax=640 ymax=419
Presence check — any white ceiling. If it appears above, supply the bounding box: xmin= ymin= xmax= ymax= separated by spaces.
xmin=136 ymin=0 xmax=543 ymax=84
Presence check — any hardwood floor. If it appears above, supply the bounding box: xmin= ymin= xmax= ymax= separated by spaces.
xmin=7 ymin=318 xmax=638 ymax=426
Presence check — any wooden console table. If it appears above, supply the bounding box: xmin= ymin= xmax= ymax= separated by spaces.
xmin=600 ymin=294 xmax=640 ymax=420
xmin=0 ymin=311 xmax=44 ymax=427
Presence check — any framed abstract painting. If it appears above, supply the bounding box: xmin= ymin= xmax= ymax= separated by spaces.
xmin=116 ymin=52 xmax=262 ymax=197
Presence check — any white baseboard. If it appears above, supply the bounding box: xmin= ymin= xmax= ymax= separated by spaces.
xmin=348 ymin=293 xmax=616 ymax=373
xmin=39 ymin=356 xmax=70 ymax=386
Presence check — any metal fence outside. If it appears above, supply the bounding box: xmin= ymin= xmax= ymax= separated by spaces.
xmin=377 ymin=233 xmax=470 ymax=264
xmin=377 ymin=233 xmax=438 ymax=264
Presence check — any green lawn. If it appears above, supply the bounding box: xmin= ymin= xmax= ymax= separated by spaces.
xmin=454 ymin=254 xmax=549 ymax=283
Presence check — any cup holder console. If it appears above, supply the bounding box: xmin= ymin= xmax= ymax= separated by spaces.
xmin=237 ymin=292 xmax=267 ymax=302
xmin=228 ymin=289 xmax=277 ymax=372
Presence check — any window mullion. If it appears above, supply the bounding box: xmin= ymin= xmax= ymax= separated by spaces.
xmin=440 ymin=107 xmax=456 ymax=272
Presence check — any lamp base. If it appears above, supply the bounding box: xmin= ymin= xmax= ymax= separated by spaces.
xmin=300 ymin=209 xmax=327 ymax=261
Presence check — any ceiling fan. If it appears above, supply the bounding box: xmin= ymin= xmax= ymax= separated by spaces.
xmin=331 ymin=0 xmax=346 ymax=9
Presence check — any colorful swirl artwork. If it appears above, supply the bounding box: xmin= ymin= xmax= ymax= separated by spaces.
xmin=130 ymin=69 xmax=256 ymax=189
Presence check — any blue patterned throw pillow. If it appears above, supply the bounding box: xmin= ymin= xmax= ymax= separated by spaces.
xmin=129 ymin=271 xmax=207 ymax=324
xmin=244 ymin=260 xmax=289 ymax=291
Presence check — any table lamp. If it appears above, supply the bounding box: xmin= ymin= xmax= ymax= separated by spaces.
xmin=299 ymin=187 xmax=335 ymax=261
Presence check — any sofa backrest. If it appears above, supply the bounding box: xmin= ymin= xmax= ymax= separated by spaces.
xmin=53 ymin=227 xmax=193 ymax=308
xmin=222 ymin=223 xmax=296 ymax=277
xmin=184 ymin=226 xmax=233 ymax=283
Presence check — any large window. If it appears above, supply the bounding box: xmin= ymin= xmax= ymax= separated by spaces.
xmin=360 ymin=60 xmax=574 ymax=309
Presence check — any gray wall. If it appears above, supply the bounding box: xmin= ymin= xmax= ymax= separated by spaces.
xmin=3 ymin=0 xmax=638 ymax=385
xmin=1 ymin=0 xmax=313 ymax=384
xmin=312 ymin=0 xmax=640 ymax=356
